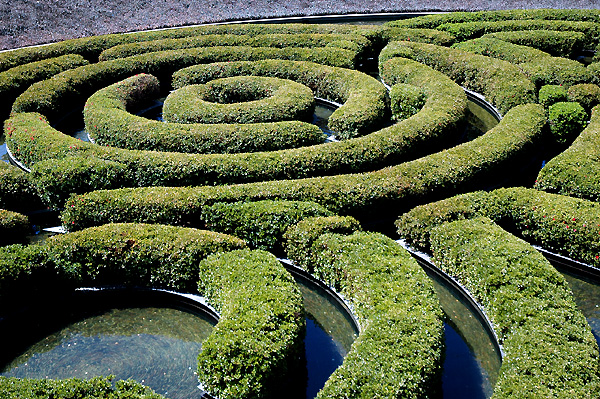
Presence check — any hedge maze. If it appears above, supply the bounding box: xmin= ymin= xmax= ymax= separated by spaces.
xmin=2 ymin=8 xmax=600 ymax=398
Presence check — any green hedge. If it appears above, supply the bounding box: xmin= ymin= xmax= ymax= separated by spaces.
xmin=0 ymin=162 xmax=43 ymax=211
xmin=60 ymin=103 xmax=545 ymax=232
xmin=548 ymin=101 xmax=587 ymax=144
xmin=171 ymin=59 xmax=388 ymax=139
xmin=201 ymin=200 xmax=333 ymax=253
xmin=483 ymin=30 xmax=586 ymax=57
xmin=379 ymin=27 xmax=456 ymax=46
xmin=379 ymin=41 xmax=536 ymax=114
xmin=0 ymin=376 xmax=165 ymax=399
xmin=85 ymin=74 xmax=323 ymax=154
xmin=163 ymin=75 xmax=315 ymax=124
xmin=389 ymin=83 xmax=426 ymax=121
xmin=430 ymin=217 xmax=600 ymax=398
xmin=287 ymin=231 xmax=443 ymax=398
xmin=452 ymin=37 xmax=593 ymax=89
xmin=568 ymin=83 xmax=600 ymax=112
xmin=0 ymin=209 xmax=29 ymax=246
xmin=98 ymin=32 xmax=371 ymax=62
xmin=396 ymin=186 xmax=600 ymax=268
xmin=0 ymin=54 xmax=89 ymax=120
xmin=8 ymin=58 xmax=471 ymax=206
xmin=538 ymin=84 xmax=568 ymax=108
xmin=385 ymin=9 xmax=600 ymax=29
xmin=436 ymin=20 xmax=600 ymax=47
xmin=0 ymin=23 xmax=378 ymax=72
xmin=196 ymin=249 xmax=304 ymax=398
xmin=283 ymin=215 xmax=362 ymax=270
xmin=535 ymin=105 xmax=600 ymax=200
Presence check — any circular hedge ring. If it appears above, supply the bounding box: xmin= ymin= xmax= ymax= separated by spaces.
xmin=163 ymin=75 xmax=316 ymax=124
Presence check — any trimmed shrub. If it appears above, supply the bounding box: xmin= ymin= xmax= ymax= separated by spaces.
xmin=436 ymin=20 xmax=600 ymax=48
xmin=396 ymin=187 xmax=600 ymax=268
xmin=483 ymin=30 xmax=586 ymax=58
xmin=60 ymin=103 xmax=546 ymax=233
xmin=163 ymin=76 xmax=315 ymax=124
xmin=452 ymin=37 xmax=593 ymax=90
xmin=389 ymin=83 xmax=426 ymax=121
xmin=568 ymin=83 xmax=600 ymax=112
xmin=283 ymin=215 xmax=362 ymax=271
xmin=380 ymin=27 xmax=456 ymax=46
xmin=548 ymin=101 xmax=587 ymax=145
xmin=0 ymin=54 xmax=89 ymax=120
xmin=202 ymin=200 xmax=333 ymax=253
xmin=379 ymin=40 xmax=536 ymax=114
xmin=0 ymin=209 xmax=29 ymax=246
xmin=292 ymin=231 xmax=444 ymax=398
xmin=0 ymin=376 xmax=165 ymax=399
xmin=84 ymin=74 xmax=324 ymax=155
xmin=98 ymin=33 xmax=371 ymax=62
xmin=0 ymin=162 xmax=43 ymax=211
xmin=538 ymin=84 xmax=568 ymax=109
xmin=535 ymin=105 xmax=600 ymax=201
xmin=196 ymin=249 xmax=304 ymax=399
xmin=386 ymin=9 xmax=600 ymax=30
xmin=431 ymin=217 xmax=600 ymax=398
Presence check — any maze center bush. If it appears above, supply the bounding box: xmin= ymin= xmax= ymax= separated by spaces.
xmin=163 ymin=75 xmax=316 ymax=124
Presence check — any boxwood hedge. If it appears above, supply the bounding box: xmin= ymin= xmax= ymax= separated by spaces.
xmin=568 ymin=83 xmax=600 ymax=112
xmin=535 ymin=105 xmax=600 ymax=200
xmin=0 ymin=161 xmax=43 ymax=211
xmin=396 ymin=186 xmax=600 ymax=268
xmin=452 ymin=37 xmax=594 ymax=89
xmin=547 ymin=101 xmax=588 ymax=144
xmin=162 ymin=75 xmax=315 ymax=124
xmin=59 ymin=102 xmax=545 ymax=231
xmin=0 ymin=376 xmax=165 ymax=399
xmin=196 ymin=249 xmax=304 ymax=399
xmin=431 ymin=217 xmax=600 ymax=398
xmin=379 ymin=40 xmax=536 ymax=114
xmin=0 ymin=209 xmax=29 ymax=246
xmin=483 ymin=30 xmax=587 ymax=57
xmin=538 ymin=84 xmax=568 ymax=109
xmin=287 ymin=230 xmax=444 ymax=398
xmin=85 ymin=74 xmax=324 ymax=154
xmin=201 ymin=199 xmax=333 ymax=253
xmin=389 ymin=83 xmax=426 ymax=121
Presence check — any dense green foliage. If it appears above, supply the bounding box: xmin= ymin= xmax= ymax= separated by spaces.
xmin=196 ymin=249 xmax=304 ymax=399
xmin=568 ymin=83 xmax=600 ymax=112
xmin=431 ymin=217 xmax=600 ymax=398
xmin=202 ymin=200 xmax=333 ymax=252
xmin=0 ymin=376 xmax=166 ymax=399
xmin=538 ymin=84 xmax=568 ymax=108
xmin=396 ymin=187 xmax=600 ymax=268
xmin=85 ymin=74 xmax=324 ymax=154
xmin=0 ymin=209 xmax=29 ymax=246
xmin=163 ymin=75 xmax=315 ymax=124
xmin=548 ymin=101 xmax=587 ymax=144
xmin=536 ymin=105 xmax=600 ymax=200
xmin=379 ymin=40 xmax=536 ymax=114
xmin=0 ymin=161 xmax=42 ymax=211
xmin=482 ymin=30 xmax=586 ymax=57
xmin=389 ymin=83 xmax=426 ymax=121
xmin=60 ymin=103 xmax=545 ymax=230
xmin=287 ymin=230 xmax=444 ymax=398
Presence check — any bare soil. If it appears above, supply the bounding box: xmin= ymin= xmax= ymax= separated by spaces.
xmin=2 ymin=0 xmax=598 ymax=51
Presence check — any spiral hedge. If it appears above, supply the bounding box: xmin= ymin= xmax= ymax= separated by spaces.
xmin=2 ymin=8 xmax=600 ymax=399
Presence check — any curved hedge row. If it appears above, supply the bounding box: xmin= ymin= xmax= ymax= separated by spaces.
xmin=396 ymin=186 xmax=600 ymax=268
xmin=196 ymin=249 xmax=304 ymax=398
xmin=483 ymin=30 xmax=586 ymax=57
xmin=453 ymin=37 xmax=594 ymax=89
xmin=59 ymin=102 xmax=545 ymax=231
xmin=98 ymin=32 xmax=373 ymax=61
xmin=0 ymin=162 xmax=42 ymax=211
xmin=0 ymin=209 xmax=29 ymax=246
xmin=431 ymin=217 xmax=600 ymax=398
xmin=535 ymin=105 xmax=600 ymax=201
xmin=286 ymin=229 xmax=444 ymax=398
xmin=0 ymin=54 xmax=89 ymax=120
xmin=163 ymin=75 xmax=315 ymax=124
xmin=379 ymin=40 xmax=536 ymax=114
xmin=7 ymin=57 xmax=471 ymax=206
xmin=0 ymin=23 xmax=379 ymax=72
xmin=85 ymin=74 xmax=324 ymax=153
